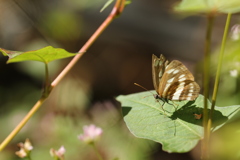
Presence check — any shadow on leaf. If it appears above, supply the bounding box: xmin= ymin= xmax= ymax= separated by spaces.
xmin=170 ymin=101 xmax=228 ymax=127
xmin=122 ymin=106 xmax=132 ymax=117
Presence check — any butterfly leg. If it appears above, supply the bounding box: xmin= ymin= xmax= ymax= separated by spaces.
xmin=155 ymin=97 xmax=175 ymax=114
xmin=169 ymin=101 xmax=178 ymax=111
xmin=161 ymin=101 xmax=166 ymax=113
xmin=155 ymin=99 xmax=167 ymax=114
xmin=161 ymin=99 xmax=173 ymax=114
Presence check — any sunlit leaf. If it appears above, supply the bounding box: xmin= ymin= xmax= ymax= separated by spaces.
xmin=100 ymin=0 xmax=131 ymax=12
xmin=117 ymin=91 xmax=240 ymax=153
xmin=0 ymin=46 xmax=77 ymax=64
xmin=100 ymin=0 xmax=114 ymax=12
xmin=174 ymin=0 xmax=240 ymax=14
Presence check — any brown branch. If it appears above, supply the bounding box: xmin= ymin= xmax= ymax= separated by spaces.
xmin=0 ymin=0 xmax=126 ymax=151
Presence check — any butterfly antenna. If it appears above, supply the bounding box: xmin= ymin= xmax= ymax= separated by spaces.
xmin=134 ymin=83 xmax=156 ymax=97
xmin=134 ymin=83 xmax=148 ymax=91
xmin=135 ymin=83 xmax=168 ymax=115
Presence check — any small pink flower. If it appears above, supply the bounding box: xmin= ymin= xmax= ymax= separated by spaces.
xmin=15 ymin=148 xmax=27 ymax=158
xmin=23 ymin=139 xmax=33 ymax=151
xmin=15 ymin=138 xmax=33 ymax=158
xmin=78 ymin=124 xmax=103 ymax=144
xmin=50 ymin=146 xmax=65 ymax=160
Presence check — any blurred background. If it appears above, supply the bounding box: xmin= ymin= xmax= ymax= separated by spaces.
xmin=0 ymin=0 xmax=240 ymax=160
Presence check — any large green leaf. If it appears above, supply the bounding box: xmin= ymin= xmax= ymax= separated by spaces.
xmin=174 ymin=0 xmax=240 ymax=14
xmin=117 ymin=91 xmax=240 ymax=153
xmin=0 ymin=46 xmax=77 ymax=64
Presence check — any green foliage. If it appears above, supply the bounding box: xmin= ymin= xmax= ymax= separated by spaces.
xmin=41 ymin=10 xmax=82 ymax=41
xmin=174 ymin=0 xmax=240 ymax=14
xmin=117 ymin=91 xmax=240 ymax=153
xmin=221 ymin=39 xmax=240 ymax=73
xmin=210 ymin=121 xmax=240 ymax=159
xmin=0 ymin=46 xmax=76 ymax=64
xmin=210 ymin=37 xmax=240 ymax=106
xmin=210 ymin=38 xmax=240 ymax=75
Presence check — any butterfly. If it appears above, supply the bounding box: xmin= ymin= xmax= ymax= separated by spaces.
xmin=152 ymin=54 xmax=200 ymax=106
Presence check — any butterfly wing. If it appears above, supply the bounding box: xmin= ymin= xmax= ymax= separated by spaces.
xmin=158 ymin=60 xmax=200 ymax=100
xmin=152 ymin=54 xmax=169 ymax=94
xmin=166 ymin=80 xmax=200 ymax=100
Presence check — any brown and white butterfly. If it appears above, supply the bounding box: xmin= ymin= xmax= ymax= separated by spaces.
xmin=152 ymin=54 xmax=200 ymax=106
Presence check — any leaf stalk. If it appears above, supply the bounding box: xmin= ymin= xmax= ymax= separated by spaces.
xmin=202 ymin=13 xmax=215 ymax=160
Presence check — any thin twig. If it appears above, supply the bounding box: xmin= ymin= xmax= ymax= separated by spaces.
xmin=0 ymin=99 xmax=45 ymax=151
xmin=210 ymin=13 xmax=231 ymax=119
xmin=207 ymin=13 xmax=232 ymax=146
xmin=0 ymin=0 xmax=126 ymax=151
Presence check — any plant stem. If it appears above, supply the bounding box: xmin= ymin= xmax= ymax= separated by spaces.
xmin=0 ymin=98 xmax=46 ymax=151
xmin=201 ymin=13 xmax=215 ymax=160
xmin=0 ymin=0 xmax=126 ymax=151
xmin=42 ymin=63 xmax=52 ymax=98
xmin=207 ymin=12 xmax=232 ymax=140
xmin=91 ymin=143 xmax=103 ymax=160
xmin=45 ymin=62 xmax=49 ymax=87
xmin=27 ymin=154 xmax=32 ymax=160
